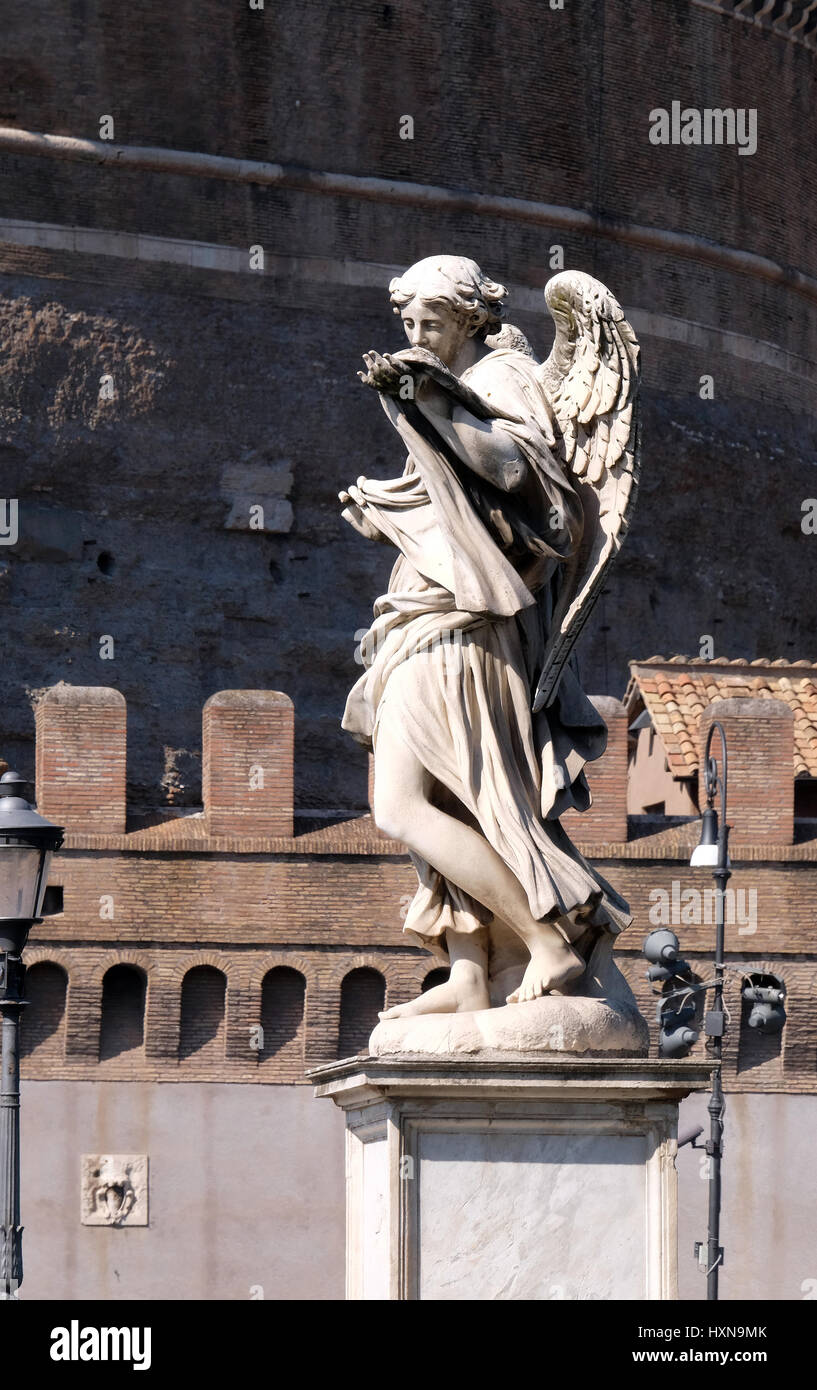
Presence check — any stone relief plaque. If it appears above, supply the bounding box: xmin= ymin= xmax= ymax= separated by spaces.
xmin=80 ymin=1154 xmax=148 ymax=1227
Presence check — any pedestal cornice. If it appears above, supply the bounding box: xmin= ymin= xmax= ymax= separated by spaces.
xmin=309 ymin=1054 xmax=712 ymax=1109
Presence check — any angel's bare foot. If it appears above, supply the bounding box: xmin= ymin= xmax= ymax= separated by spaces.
xmin=379 ymin=961 xmax=489 ymax=1020
xmin=506 ymin=940 xmax=585 ymax=1004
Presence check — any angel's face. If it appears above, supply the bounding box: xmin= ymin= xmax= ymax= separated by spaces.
xmin=399 ymin=296 xmax=468 ymax=368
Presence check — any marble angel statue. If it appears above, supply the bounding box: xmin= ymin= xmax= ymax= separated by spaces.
xmin=339 ymin=255 xmax=641 ymax=1021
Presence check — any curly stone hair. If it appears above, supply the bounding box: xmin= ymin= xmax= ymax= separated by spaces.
xmin=388 ymin=255 xmax=508 ymax=339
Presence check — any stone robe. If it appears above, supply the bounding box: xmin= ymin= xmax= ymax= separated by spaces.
xmin=342 ymin=347 xmax=631 ymax=966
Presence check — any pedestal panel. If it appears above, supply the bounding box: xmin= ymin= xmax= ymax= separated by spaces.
xmin=313 ymin=1057 xmax=711 ymax=1301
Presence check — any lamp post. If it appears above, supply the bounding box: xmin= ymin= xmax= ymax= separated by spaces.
xmin=0 ymin=771 xmax=63 ymax=1299
xmin=690 ymin=722 xmax=730 ymax=1302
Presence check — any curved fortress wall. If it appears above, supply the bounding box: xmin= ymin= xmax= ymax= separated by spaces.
xmin=0 ymin=0 xmax=815 ymax=814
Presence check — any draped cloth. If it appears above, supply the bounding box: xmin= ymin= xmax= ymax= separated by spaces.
xmin=342 ymin=347 xmax=632 ymax=966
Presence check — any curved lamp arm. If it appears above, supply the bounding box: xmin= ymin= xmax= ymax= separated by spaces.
xmin=703 ymin=720 xmax=728 ymax=833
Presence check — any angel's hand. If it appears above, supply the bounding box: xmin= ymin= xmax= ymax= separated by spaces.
xmin=388 ymin=346 xmax=449 ymax=376
xmin=357 ymin=350 xmax=404 ymax=395
xmin=339 ymin=481 xmax=367 ymax=506
xmin=338 ymin=490 xmax=383 ymax=542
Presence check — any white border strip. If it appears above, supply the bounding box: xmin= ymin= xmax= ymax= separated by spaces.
xmin=2 ymin=127 xmax=817 ymax=308
xmin=0 ymin=217 xmax=813 ymax=385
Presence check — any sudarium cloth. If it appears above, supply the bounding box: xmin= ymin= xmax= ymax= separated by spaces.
xmin=342 ymin=347 xmax=632 ymax=964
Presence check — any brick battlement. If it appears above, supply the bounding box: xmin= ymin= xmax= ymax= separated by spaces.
xmin=36 ymin=684 xmax=127 ymax=834
xmin=14 ymin=683 xmax=817 ymax=1092
xmin=29 ymin=684 xmax=808 ymax=856
xmin=35 ymin=683 xmax=300 ymax=843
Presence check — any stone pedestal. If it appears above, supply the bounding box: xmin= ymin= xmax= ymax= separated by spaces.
xmin=310 ymin=1056 xmax=710 ymax=1301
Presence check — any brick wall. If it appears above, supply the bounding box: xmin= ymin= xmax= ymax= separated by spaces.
xmin=1 ymin=2 xmax=816 ymax=823
xmin=20 ymin=943 xmax=434 ymax=1082
xmin=20 ymin=961 xmax=67 ymax=1060
xmin=260 ymin=966 xmax=306 ymax=1080
xmin=338 ymin=967 xmax=386 ymax=1058
xmin=562 ymin=696 xmax=629 ymax=844
xmin=203 ymin=690 xmax=294 ymax=836
xmin=14 ymin=682 xmax=817 ymax=1093
xmin=179 ymin=965 xmax=226 ymax=1063
xmin=19 ymin=930 xmax=817 ymax=1093
xmin=99 ymin=964 xmax=145 ymax=1060
xmin=699 ymin=698 xmax=794 ymax=846
xmin=35 ymin=685 xmax=126 ymax=833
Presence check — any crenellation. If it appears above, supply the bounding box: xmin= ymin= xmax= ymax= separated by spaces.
xmin=35 ymin=684 xmax=127 ymax=833
xmin=203 ymin=689 xmax=294 ymax=837
xmin=14 ymin=680 xmax=817 ymax=1091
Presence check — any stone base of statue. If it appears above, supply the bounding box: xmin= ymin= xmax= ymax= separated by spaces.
xmin=310 ymin=1055 xmax=710 ymax=1300
xmin=368 ymin=992 xmax=649 ymax=1059
xmin=369 ymin=932 xmax=651 ymax=1059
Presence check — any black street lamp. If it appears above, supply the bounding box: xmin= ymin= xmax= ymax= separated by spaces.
xmin=690 ymin=722 xmax=730 ymax=1302
xmin=0 ymin=771 xmax=63 ymax=1299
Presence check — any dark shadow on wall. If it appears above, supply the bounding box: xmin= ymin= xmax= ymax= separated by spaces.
xmin=338 ymin=966 xmax=385 ymax=1057
xmin=20 ymin=961 xmax=67 ymax=1059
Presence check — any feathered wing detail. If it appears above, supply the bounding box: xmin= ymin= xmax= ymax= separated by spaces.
xmin=533 ymin=271 xmax=641 ymax=712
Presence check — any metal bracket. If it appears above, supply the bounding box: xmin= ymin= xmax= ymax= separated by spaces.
xmin=694 ymin=1241 xmax=724 ymax=1272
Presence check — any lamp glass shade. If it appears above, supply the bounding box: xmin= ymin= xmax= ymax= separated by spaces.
xmin=0 ymin=843 xmax=46 ymax=920
xmin=34 ymin=849 xmax=53 ymax=917
xmin=690 ymin=804 xmax=726 ymax=869
xmin=690 ymin=841 xmax=720 ymax=869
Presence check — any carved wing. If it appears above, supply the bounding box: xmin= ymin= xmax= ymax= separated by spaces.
xmin=533 ymin=270 xmax=641 ymax=712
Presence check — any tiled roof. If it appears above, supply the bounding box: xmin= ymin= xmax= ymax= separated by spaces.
xmin=624 ymin=657 xmax=817 ymax=779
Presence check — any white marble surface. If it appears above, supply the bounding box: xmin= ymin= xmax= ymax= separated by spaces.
xmin=313 ymin=1057 xmax=710 ymax=1300
xmin=417 ymin=1130 xmax=645 ymax=1300
xmin=361 ymin=1138 xmax=389 ymax=1300
xmin=80 ymin=1153 xmax=148 ymax=1227
xmin=369 ymin=989 xmax=649 ymax=1059
xmin=342 ymin=257 xmax=642 ymax=1036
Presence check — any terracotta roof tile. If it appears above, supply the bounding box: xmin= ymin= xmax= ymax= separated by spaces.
xmin=626 ymin=657 xmax=817 ymax=779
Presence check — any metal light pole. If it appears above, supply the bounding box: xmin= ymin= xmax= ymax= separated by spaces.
xmin=690 ymin=722 xmax=730 ymax=1301
xmin=0 ymin=949 xmax=25 ymax=1300
xmin=0 ymin=772 xmax=63 ymax=1299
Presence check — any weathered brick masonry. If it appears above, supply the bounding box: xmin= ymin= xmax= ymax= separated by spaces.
xmin=2 ymin=0 xmax=817 ymax=821
xmin=18 ymin=682 xmax=817 ymax=1093
xmin=1 ymin=0 xmax=815 ymax=1303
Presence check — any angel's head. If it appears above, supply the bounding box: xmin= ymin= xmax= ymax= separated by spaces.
xmin=388 ymin=255 xmax=507 ymax=367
